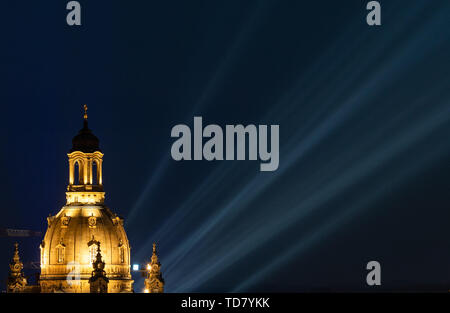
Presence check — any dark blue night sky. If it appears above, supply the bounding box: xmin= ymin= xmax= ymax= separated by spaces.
xmin=1 ymin=1 xmax=450 ymax=292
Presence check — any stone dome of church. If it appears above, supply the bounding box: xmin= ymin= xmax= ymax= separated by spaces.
xmin=40 ymin=205 xmax=132 ymax=293
xmin=39 ymin=106 xmax=133 ymax=293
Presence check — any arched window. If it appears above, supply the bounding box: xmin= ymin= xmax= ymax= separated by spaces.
xmin=92 ymin=160 xmax=98 ymax=185
xmin=119 ymin=247 xmax=125 ymax=263
xmin=74 ymin=160 xmax=80 ymax=185
xmin=56 ymin=245 xmax=65 ymax=264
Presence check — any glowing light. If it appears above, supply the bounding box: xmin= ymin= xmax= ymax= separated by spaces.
xmin=144 ymin=289 xmax=149 ymax=293
xmin=132 ymin=264 xmax=139 ymax=271
xmin=147 ymin=264 xmax=151 ymax=271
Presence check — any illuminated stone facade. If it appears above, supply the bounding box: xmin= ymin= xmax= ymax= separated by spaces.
xmin=39 ymin=106 xmax=134 ymax=293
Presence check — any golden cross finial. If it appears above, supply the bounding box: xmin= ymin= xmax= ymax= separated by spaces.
xmin=153 ymin=243 xmax=156 ymax=254
xmin=83 ymin=104 xmax=88 ymax=120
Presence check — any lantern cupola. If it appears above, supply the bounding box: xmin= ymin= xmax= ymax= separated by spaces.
xmin=66 ymin=105 xmax=104 ymax=205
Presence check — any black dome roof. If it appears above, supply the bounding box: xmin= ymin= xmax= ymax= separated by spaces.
xmin=70 ymin=119 xmax=101 ymax=153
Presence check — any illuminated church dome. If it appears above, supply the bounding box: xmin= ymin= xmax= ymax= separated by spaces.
xmin=39 ymin=106 xmax=133 ymax=293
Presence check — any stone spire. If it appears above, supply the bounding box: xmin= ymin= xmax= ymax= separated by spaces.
xmin=144 ymin=243 xmax=164 ymax=293
xmin=7 ymin=243 xmax=27 ymax=293
xmin=88 ymin=242 xmax=109 ymax=293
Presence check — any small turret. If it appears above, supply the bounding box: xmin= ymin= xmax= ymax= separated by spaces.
xmin=89 ymin=241 xmax=109 ymax=293
xmin=7 ymin=243 xmax=27 ymax=293
xmin=144 ymin=243 xmax=164 ymax=293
